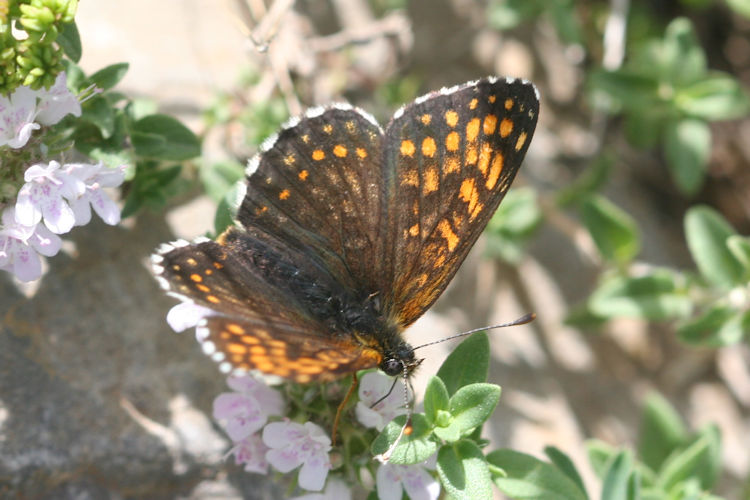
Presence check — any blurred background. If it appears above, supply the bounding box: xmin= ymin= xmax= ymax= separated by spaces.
xmin=2 ymin=0 xmax=749 ymax=498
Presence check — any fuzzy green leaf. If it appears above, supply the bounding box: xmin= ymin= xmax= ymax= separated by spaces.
xmin=436 ymin=332 xmax=489 ymax=395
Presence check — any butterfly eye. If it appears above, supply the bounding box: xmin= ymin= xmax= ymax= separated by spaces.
xmin=381 ymin=358 xmax=403 ymax=376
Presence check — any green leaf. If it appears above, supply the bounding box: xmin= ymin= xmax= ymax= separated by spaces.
xmin=586 ymin=440 xmax=620 ymax=479
xmin=580 ymin=195 xmax=641 ymax=264
xmin=664 ymin=118 xmax=710 ymax=195
xmin=437 ymin=440 xmax=493 ymax=500
xmin=58 ymin=22 xmax=82 ymax=63
xmin=89 ymin=63 xmax=130 ymax=91
xmin=600 ymin=451 xmax=634 ymax=500
xmin=638 ymin=393 xmax=687 ymax=472
xmin=435 ymin=383 xmax=501 ymax=443
xmin=588 ymin=70 xmax=660 ymax=113
xmin=684 ymin=206 xmax=744 ymax=288
xmin=588 ymin=270 xmax=691 ymax=320
xmin=544 ymin=446 xmax=589 ymax=500
xmin=623 ymin=111 xmax=664 ymax=150
xmin=371 ymin=414 xmax=437 ymax=465
xmin=655 ymin=430 xmax=718 ymax=492
xmin=488 ymin=449 xmax=588 ymax=500
xmin=424 ymin=376 xmax=450 ymax=425
xmin=81 ymin=95 xmax=116 ymax=138
xmin=726 ymin=235 xmax=750 ymax=272
xmin=448 ymin=383 xmax=501 ymax=434
xmin=660 ymin=18 xmax=706 ymax=85
xmin=676 ymin=73 xmax=750 ymax=120
xmin=131 ymin=114 xmax=201 ymax=161
xmin=676 ymin=305 xmax=748 ymax=346
xmin=436 ymin=332 xmax=489 ymax=396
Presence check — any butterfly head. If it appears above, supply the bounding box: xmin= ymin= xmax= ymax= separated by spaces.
xmin=379 ymin=342 xmax=422 ymax=378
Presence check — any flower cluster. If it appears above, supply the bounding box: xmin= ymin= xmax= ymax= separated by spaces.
xmin=211 ymin=371 xmax=439 ymax=500
xmin=0 ymin=72 xmax=126 ymax=282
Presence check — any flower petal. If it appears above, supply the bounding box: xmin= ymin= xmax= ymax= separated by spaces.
xmin=376 ymin=463 xmax=405 ymax=500
xmin=298 ymin=454 xmax=329 ymax=491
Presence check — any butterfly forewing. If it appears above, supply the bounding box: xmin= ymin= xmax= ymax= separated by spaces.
xmin=381 ymin=78 xmax=539 ymax=326
xmin=236 ymin=106 xmax=387 ymax=293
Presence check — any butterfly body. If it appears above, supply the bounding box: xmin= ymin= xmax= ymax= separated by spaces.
xmin=152 ymin=77 xmax=539 ymax=384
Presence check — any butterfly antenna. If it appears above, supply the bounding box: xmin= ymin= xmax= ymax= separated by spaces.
xmin=411 ymin=312 xmax=536 ymax=351
xmin=374 ymin=365 xmax=413 ymax=463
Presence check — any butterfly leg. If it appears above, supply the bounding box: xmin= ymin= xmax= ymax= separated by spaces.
xmin=332 ymin=371 xmax=358 ymax=446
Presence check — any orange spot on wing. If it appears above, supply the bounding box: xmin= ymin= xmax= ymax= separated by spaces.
xmin=466 ymin=118 xmax=480 ymax=142
xmin=445 ymin=131 xmax=460 ymax=152
xmin=444 ymin=156 xmax=460 ymax=173
xmin=312 ymin=149 xmax=325 ymax=160
xmin=298 ymin=170 xmax=309 ymax=180
xmin=483 ymin=115 xmax=497 ymax=135
xmin=409 ymin=224 xmax=419 ymax=236
xmin=423 ymin=167 xmax=439 ymax=195
xmin=190 ymin=273 xmax=202 ymax=282
xmin=422 ymin=137 xmax=436 ymax=158
xmin=421 ymin=113 xmax=432 ymax=125
xmin=444 ymin=110 xmax=459 ymax=127
xmin=437 ymin=219 xmax=459 ymax=252
xmin=469 ymin=98 xmax=478 ymax=110
xmin=197 ymin=284 xmax=210 ymax=292
xmin=279 ymin=189 xmax=290 ymax=200
xmin=505 ymin=98 xmax=513 ymax=110
xmin=333 ymin=145 xmax=348 ymax=157
xmin=227 ymin=324 xmax=245 ymax=334
xmin=478 ymin=143 xmax=492 ymax=175
xmin=400 ymin=140 xmax=416 ymax=157
xmin=486 ymin=152 xmax=504 ymax=190
xmin=226 ymin=343 xmax=247 ymax=354
xmin=323 ymin=124 xmax=333 ymax=134
xmin=206 ymin=295 xmax=220 ymax=304
xmin=466 ymin=144 xmax=478 ymax=165
xmin=489 ymin=95 xmax=497 ymax=103
xmin=499 ymin=118 xmax=513 ymax=138
xmin=515 ymin=131 xmax=528 ymax=151
xmin=283 ymin=154 xmax=295 ymax=165
xmin=356 ymin=147 xmax=368 ymax=159
xmin=459 ymin=178 xmax=480 ymax=215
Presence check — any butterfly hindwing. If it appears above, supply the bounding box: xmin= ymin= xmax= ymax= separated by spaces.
xmin=199 ymin=315 xmax=382 ymax=383
xmin=381 ymin=78 xmax=539 ymax=326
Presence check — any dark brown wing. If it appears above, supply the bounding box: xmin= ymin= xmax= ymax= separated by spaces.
xmin=152 ymin=233 xmax=383 ymax=381
xmin=380 ymin=77 xmax=539 ymax=326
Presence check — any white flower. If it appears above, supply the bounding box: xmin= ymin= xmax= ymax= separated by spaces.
xmin=65 ymin=162 xmax=125 ymax=226
xmin=228 ymin=433 xmax=270 ymax=474
xmin=0 ymin=72 xmax=81 ymax=149
xmin=290 ymin=478 xmax=351 ymax=500
xmin=376 ymin=457 xmax=440 ymax=500
xmin=0 ymin=206 xmax=61 ymax=282
xmin=15 ymin=161 xmax=82 ymax=234
xmin=213 ymin=375 xmax=284 ymax=442
xmin=263 ymin=420 xmax=332 ymax=491
xmin=35 ymin=72 xmax=82 ymax=126
xmin=355 ymin=371 xmax=407 ymax=431
xmin=0 ymin=86 xmax=41 ymax=149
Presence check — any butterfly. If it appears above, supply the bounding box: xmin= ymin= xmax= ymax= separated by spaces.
xmin=151 ymin=76 xmax=539 ymax=392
